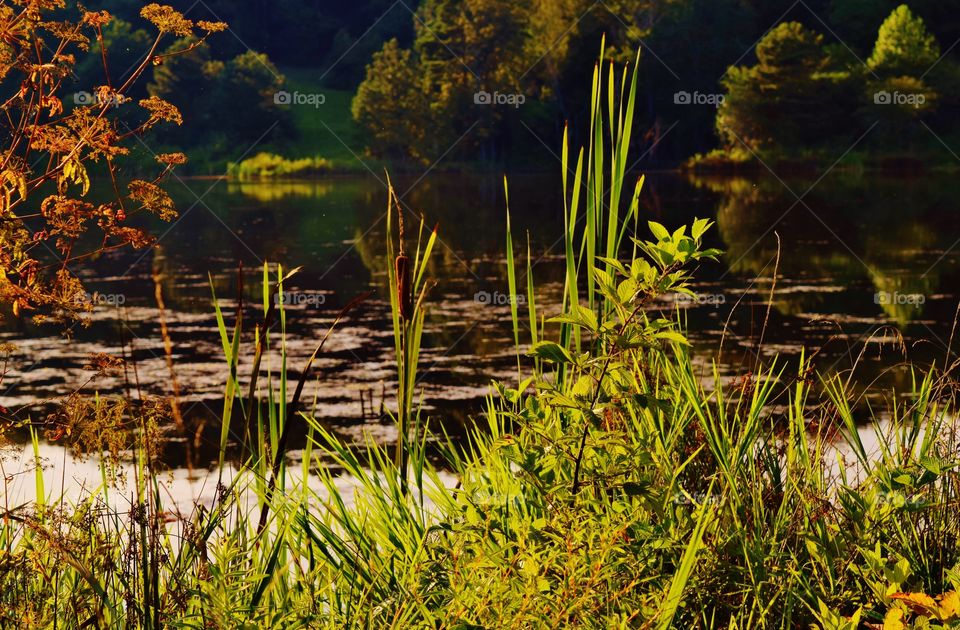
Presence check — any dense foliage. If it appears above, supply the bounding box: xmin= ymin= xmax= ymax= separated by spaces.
xmin=353 ymin=1 xmax=960 ymax=166
xmin=2 ymin=5 xmax=960 ymax=624
xmin=714 ymin=5 xmax=955 ymax=164
xmin=0 ymin=2 xmax=222 ymax=321
xmin=47 ymin=0 xmax=960 ymax=169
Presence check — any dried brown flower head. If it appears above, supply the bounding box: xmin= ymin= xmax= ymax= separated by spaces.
xmin=197 ymin=20 xmax=228 ymax=33
xmin=156 ymin=152 xmax=188 ymax=166
xmin=82 ymin=10 xmax=112 ymax=28
xmin=139 ymin=95 xmax=183 ymax=126
xmin=140 ymin=4 xmax=193 ymax=37
xmin=83 ymin=352 xmax=125 ymax=376
xmin=128 ymin=179 xmax=178 ymax=221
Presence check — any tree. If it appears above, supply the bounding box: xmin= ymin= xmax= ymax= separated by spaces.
xmin=867 ymin=4 xmax=940 ymax=78
xmin=320 ymin=0 xmax=417 ymax=88
xmin=148 ymin=39 xmax=220 ymax=137
xmin=599 ymin=0 xmax=681 ymax=62
xmin=828 ymin=0 xmax=900 ymax=51
xmin=353 ymin=0 xmax=537 ymax=162
xmin=73 ymin=18 xmax=154 ymax=101
xmin=863 ymin=5 xmax=941 ymax=149
xmin=218 ymin=52 xmax=286 ymax=137
xmin=717 ymin=22 xmax=857 ymax=155
xmin=148 ymin=39 xmax=286 ymax=167
xmin=351 ymin=39 xmax=432 ymax=160
xmin=830 ymin=0 xmax=959 ymax=58
xmin=646 ymin=0 xmax=758 ymax=161
xmin=413 ymin=0 xmax=532 ymax=159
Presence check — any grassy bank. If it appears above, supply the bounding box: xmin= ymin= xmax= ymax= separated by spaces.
xmin=3 ymin=51 xmax=960 ymax=630
xmin=685 ymin=147 xmax=960 ymax=175
xmin=226 ymin=70 xmax=374 ymax=178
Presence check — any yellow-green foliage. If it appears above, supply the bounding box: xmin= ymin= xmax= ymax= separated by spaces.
xmin=228 ymin=152 xmax=337 ymax=180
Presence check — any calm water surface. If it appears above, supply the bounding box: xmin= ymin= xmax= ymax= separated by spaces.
xmin=2 ymin=171 xmax=959 ymax=482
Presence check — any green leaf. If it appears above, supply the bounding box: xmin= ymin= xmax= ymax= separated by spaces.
xmin=655 ymin=331 xmax=690 ymax=346
xmin=622 ymin=481 xmax=651 ymax=497
xmin=648 ymin=220 xmax=670 ymax=241
xmin=529 ymin=341 xmax=575 ymax=364
xmin=919 ymin=456 xmax=942 ymax=475
xmin=597 ymin=256 xmax=628 ymax=276
xmin=617 ymin=278 xmax=638 ymax=304
xmin=691 ymin=217 xmax=712 ymax=240
xmin=550 ymin=305 xmax=599 ymax=332
xmin=571 ymin=375 xmax=594 ymax=398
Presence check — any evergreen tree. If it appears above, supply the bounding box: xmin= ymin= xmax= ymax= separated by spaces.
xmin=864 ymin=5 xmax=941 ymax=150
xmin=352 ymin=39 xmax=433 ymax=161
xmin=867 ymin=4 xmax=940 ymax=77
xmin=717 ymin=22 xmax=857 ymax=155
xmin=353 ymin=0 xmax=535 ymax=162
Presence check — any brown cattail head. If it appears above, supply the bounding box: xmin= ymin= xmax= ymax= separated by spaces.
xmin=395 ymin=254 xmax=412 ymax=321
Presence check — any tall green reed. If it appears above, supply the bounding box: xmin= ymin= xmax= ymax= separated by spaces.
xmin=385 ymin=179 xmax=437 ymax=491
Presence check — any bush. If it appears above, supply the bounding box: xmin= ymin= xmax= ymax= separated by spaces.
xmin=227 ymin=152 xmax=339 ymax=180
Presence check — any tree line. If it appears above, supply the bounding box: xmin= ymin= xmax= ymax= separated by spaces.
xmin=73 ymin=0 xmax=960 ymax=169
xmin=353 ymin=0 xmax=960 ymax=167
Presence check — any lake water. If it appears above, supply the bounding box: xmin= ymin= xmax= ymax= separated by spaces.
xmin=2 ymin=171 xmax=959 ymax=478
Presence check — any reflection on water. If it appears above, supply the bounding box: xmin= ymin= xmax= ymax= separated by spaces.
xmin=699 ymin=173 xmax=948 ymax=327
xmin=1 ymin=172 xmax=959 ymax=471
xmin=682 ymin=172 xmax=959 ymax=386
xmin=0 ymin=442 xmax=457 ymax=511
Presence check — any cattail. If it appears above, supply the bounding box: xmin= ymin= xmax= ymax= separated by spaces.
xmin=393 ymin=185 xmax=412 ymax=321
xmin=395 ymin=253 xmax=411 ymax=321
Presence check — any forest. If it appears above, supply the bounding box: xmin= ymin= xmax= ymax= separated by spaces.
xmin=67 ymin=0 xmax=960 ymax=171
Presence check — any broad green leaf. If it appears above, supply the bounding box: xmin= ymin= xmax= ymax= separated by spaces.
xmin=529 ymin=341 xmax=575 ymax=364
xmin=655 ymin=331 xmax=690 ymax=346
xmin=648 ymin=220 xmax=670 ymax=241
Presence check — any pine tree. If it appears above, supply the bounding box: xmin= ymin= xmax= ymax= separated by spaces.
xmin=868 ymin=4 xmax=940 ymax=77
